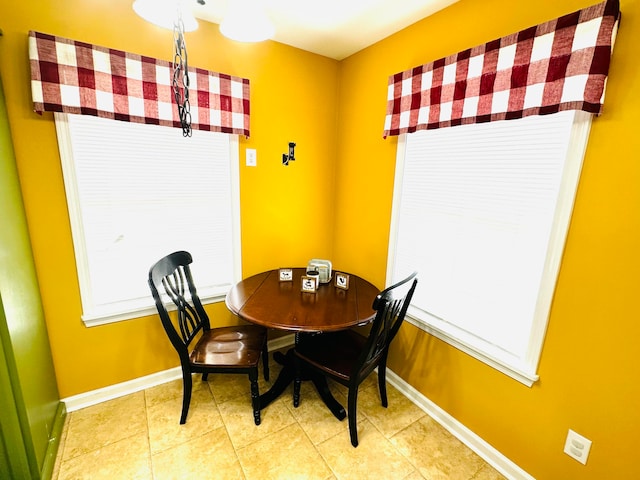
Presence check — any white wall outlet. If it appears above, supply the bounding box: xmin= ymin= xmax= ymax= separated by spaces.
xmin=246 ymin=148 xmax=257 ymax=167
xmin=564 ymin=429 xmax=592 ymax=465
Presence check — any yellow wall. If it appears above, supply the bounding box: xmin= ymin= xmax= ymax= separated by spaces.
xmin=0 ymin=0 xmax=339 ymax=397
xmin=335 ymin=0 xmax=640 ymax=478
xmin=2 ymin=0 xmax=639 ymax=478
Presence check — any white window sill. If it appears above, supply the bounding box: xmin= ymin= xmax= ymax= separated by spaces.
xmin=81 ymin=292 xmax=228 ymax=327
xmin=404 ymin=309 xmax=539 ymax=387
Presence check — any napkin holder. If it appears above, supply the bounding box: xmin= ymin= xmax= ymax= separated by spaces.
xmin=307 ymin=259 xmax=332 ymax=284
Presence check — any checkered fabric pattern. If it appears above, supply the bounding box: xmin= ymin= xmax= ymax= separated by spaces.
xmin=383 ymin=0 xmax=619 ymax=137
xmin=29 ymin=31 xmax=250 ymax=136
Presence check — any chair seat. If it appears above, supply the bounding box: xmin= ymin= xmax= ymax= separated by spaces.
xmin=293 ymin=272 xmax=418 ymax=447
xmin=295 ymin=330 xmax=367 ymax=382
xmin=190 ymin=325 xmax=267 ymax=368
xmin=149 ymin=251 xmax=269 ymax=425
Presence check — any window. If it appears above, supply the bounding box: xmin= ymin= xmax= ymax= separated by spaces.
xmin=387 ymin=110 xmax=592 ymax=385
xmin=55 ymin=113 xmax=241 ymax=327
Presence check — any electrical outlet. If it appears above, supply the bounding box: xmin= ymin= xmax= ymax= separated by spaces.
xmin=246 ymin=148 xmax=257 ymax=167
xmin=564 ymin=429 xmax=592 ymax=465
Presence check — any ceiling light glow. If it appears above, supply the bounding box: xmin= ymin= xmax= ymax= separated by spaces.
xmin=220 ymin=0 xmax=275 ymax=42
xmin=133 ymin=0 xmax=199 ymax=32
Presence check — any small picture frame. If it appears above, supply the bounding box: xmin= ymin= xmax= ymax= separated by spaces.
xmin=279 ymin=268 xmax=293 ymax=281
xmin=301 ymin=275 xmax=318 ymax=292
xmin=335 ymin=272 xmax=350 ymax=290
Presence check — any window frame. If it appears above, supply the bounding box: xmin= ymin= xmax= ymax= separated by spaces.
xmin=386 ymin=110 xmax=593 ymax=386
xmin=55 ymin=113 xmax=242 ymax=327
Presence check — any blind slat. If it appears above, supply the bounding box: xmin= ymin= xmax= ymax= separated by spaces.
xmin=60 ymin=114 xmax=236 ymax=319
xmin=392 ymin=110 xmax=584 ymax=362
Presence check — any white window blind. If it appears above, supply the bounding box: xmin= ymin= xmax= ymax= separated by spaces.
xmin=388 ymin=110 xmax=592 ymax=385
xmin=55 ymin=113 xmax=241 ymax=326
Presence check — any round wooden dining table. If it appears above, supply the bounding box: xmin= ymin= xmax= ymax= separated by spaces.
xmin=225 ymin=267 xmax=380 ymax=419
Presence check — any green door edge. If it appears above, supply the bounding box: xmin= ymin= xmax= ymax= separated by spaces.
xmin=40 ymin=402 xmax=67 ymax=480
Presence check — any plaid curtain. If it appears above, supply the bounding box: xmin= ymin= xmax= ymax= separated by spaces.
xmin=29 ymin=31 xmax=250 ymax=136
xmin=383 ymin=0 xmax=620 ymax=137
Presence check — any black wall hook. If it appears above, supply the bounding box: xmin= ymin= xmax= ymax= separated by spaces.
xmin=282 ymin=142 xmax=296 ymax=166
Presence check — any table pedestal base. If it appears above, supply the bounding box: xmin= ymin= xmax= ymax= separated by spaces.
xmin=259 ymin=349 xmax=346 ymax=421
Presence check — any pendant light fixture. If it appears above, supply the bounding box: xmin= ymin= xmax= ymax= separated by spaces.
xmin=220 ymin=0 xmax=275 ymax=42
xmin=133 ymin=0 xmax=272 ymax=133
xmin=132 ymin=0 xmax=199 ymax=32
xmin=133 ymin=0 xmax=202 ymax=136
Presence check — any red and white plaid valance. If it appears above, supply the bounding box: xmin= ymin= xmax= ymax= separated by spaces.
xmin=383 ymin=0 xmax=620 ymax=137
xmin=29 ymin=31 xmax=250 ymax=136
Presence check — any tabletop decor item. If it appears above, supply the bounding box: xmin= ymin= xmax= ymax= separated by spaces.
xmin=335 ymin=272 xmax=350 ymax=290
xmin=307 ymin=258 xmax=332 ymax=283
xmin=301 ymin=275 xmax=318 ymax=292
xmin=279 ymin=268 xmax=293 ymax=281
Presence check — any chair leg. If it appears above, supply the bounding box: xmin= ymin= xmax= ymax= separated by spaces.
xmin=293 ymin=355 xmax=301 ymax=408
xmin=262 ymin=343 xmax=270 ymax=381
xmin=180 ymin=369 xmax=193 ymax=424
xmin=249 ymin=369 xmax=261 ymax=425
xmin=347 ymin=386 xmax=359 ymax=447
xmin=378 ymin=359 xmax=389 ymax=408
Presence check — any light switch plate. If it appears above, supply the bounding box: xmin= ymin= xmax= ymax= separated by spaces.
xmin=246 ymin=148 xmax=257 ymax=166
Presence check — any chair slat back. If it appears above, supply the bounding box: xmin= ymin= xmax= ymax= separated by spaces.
xmin=148 ymin=251 xmax=210 ymax=356
xmin=354 ymin=272 xmax=418 ymax=380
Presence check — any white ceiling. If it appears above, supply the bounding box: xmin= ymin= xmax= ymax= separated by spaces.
xmin=192 ymin=0 xmax=459 ymax=60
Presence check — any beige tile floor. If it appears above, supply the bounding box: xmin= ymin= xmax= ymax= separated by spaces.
xmin=52 ymin=351 xmax=506 ymax=480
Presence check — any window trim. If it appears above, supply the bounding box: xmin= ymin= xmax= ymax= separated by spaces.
xmin=54 ymin=113 xmax=242 ymax=327
xmin=386 ymin=111 xmax=592 ymax=386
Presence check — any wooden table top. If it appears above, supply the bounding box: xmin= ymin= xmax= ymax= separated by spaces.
xmin=225 ymin=268 xmax=380 ymax=332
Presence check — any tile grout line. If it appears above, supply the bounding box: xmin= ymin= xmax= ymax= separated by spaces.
xmin=209 ymin=379 xmax=249 ymax=480
xmin=143 ymin=388 xmax=155 ymax=480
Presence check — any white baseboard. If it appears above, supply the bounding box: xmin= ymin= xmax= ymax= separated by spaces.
xmin=62 ymin=334 xmax=531 ymax=480
xmin=63 ymin=366 xmax=183 ymax=412
xmin=385 ymin=369 xmax=535 ymax=480
xmin=62 ymin=335 xmax=296 ymax=412
xmin=267 ymin=333 xmax=296 ymax=351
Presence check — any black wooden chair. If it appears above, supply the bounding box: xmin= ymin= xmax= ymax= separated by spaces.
xmin=293 ymin=272 xmax=417 ymax=446
xmin=148 ymin=251 xmax=269 ymax=425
